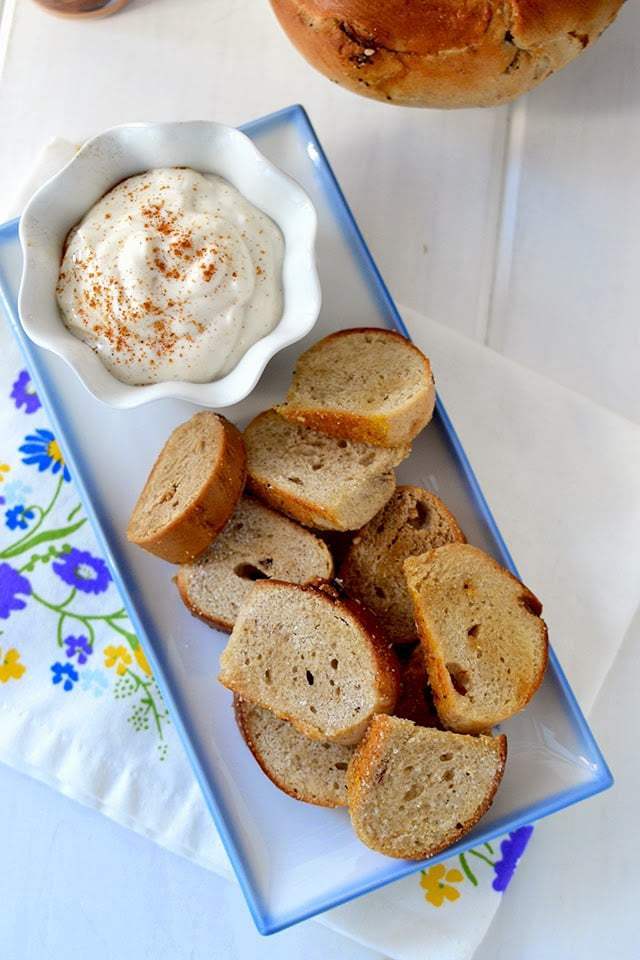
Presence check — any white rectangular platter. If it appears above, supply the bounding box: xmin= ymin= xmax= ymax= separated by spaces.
xmin=0 ymin=105 xmax=612 ymax=935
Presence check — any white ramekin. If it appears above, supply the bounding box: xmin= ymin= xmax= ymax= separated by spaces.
xmin=18 ymin=120 xmax=320 ymax=408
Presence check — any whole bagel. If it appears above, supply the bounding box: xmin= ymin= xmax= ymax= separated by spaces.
xmin=269 ymin=0 xmax=625 ymax=108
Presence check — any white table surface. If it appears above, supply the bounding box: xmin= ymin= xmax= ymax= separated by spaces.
xmin=1 ymin=1 xmax=638 ymax=958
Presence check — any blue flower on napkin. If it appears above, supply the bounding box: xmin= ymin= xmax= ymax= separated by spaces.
xmin=53 ymin=547 xmax=112 ymax=595
xmin=5 ymin=503 xmax=35 ymax=531
xmin=64 ymin=634 xmax=93 ymax=665
xmin=10 ymin=369 xmax=41 ymax=415
xmin=79 ymin=668 xmax=109 ymax=698
xmin=0 ymin=563 xmax=32 ymax=619
xmin=2 ymin=479 xmax=33 ymax=507
xmin=491 ymin=826 xmax=534 ymax=892
xmin=50 ymin=661 xmax=79 ymax=692
xmin=19 ymin=428 xmax=70 ymax=482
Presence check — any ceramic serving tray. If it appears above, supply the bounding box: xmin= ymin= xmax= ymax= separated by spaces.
xmin=0 ymin=105 xmax=612 ymax=935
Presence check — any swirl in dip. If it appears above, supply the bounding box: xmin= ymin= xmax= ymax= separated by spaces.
xmin=56 ymin=168 xmax=284 ymax=385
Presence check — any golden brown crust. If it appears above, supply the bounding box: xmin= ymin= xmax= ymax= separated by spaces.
xmin=246 ymin=472 xmax=337 ymax=529
xmin=510 ymin=0 xmax=622 ymax=46
xmin=346 ymin=715 xmax=507 ymax=859
xmin=218 ymin=579 xmax=399 ymax=743
xmin=234 ymin=695 xmax=348 ymax=808
xmin=127 ymin=414 xmax=246 ymax=564
xmin=405 ymin=544 xmax=549 ymax=734
xmin=277 ymin=328 xmax=435 ymax=447
xmin=269 ymin=0 xmax=624 ymax=108
xmin=278 ymin=407 xmax=392 ymax=447
xmin=344 ymin=714 xmax=385 ymax=801
xmin=336 ymin=590 xmax=401 ymax=716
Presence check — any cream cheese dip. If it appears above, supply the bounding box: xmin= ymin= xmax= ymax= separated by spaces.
xmin=56 ymin=167 xmax=284 ymax=385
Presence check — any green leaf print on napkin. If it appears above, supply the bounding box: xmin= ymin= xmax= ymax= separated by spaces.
xmin=1 ymin=371 xmax=170 ymax=760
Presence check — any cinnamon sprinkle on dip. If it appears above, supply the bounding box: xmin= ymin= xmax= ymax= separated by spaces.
xmin=56 ymin=167 xmax=284 ymax=385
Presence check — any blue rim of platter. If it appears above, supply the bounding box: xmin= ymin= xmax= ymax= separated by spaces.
xmin=0 ymin=104 xmax=613 ymax=935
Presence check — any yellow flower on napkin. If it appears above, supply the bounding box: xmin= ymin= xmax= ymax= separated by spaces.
xmin=0 ymin=646 xmax=26 ymax=682
xmin=46 ymin=439 xmax=65 ymax=472
xmin=134 ymin=645 xmax=152 ymax=677
xmin=420 ymin=864 xmax=464 ymax=907
xmin=104 ymin=644 xmax=132 ymax=676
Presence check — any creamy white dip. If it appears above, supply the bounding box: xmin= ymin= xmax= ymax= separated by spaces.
xmin=56 ymin=167 xmax=284 ymax=385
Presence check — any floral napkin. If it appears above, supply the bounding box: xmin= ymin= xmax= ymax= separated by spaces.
xmin=0 ymin=363 xmax=170 ymax=725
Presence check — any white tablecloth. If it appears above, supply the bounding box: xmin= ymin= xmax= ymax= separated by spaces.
xmin=1 ymin=1 xmax=639 ymax=957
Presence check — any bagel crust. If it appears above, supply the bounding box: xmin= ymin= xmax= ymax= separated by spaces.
xmin=269 ymin=0 xmax=625 ymax=108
